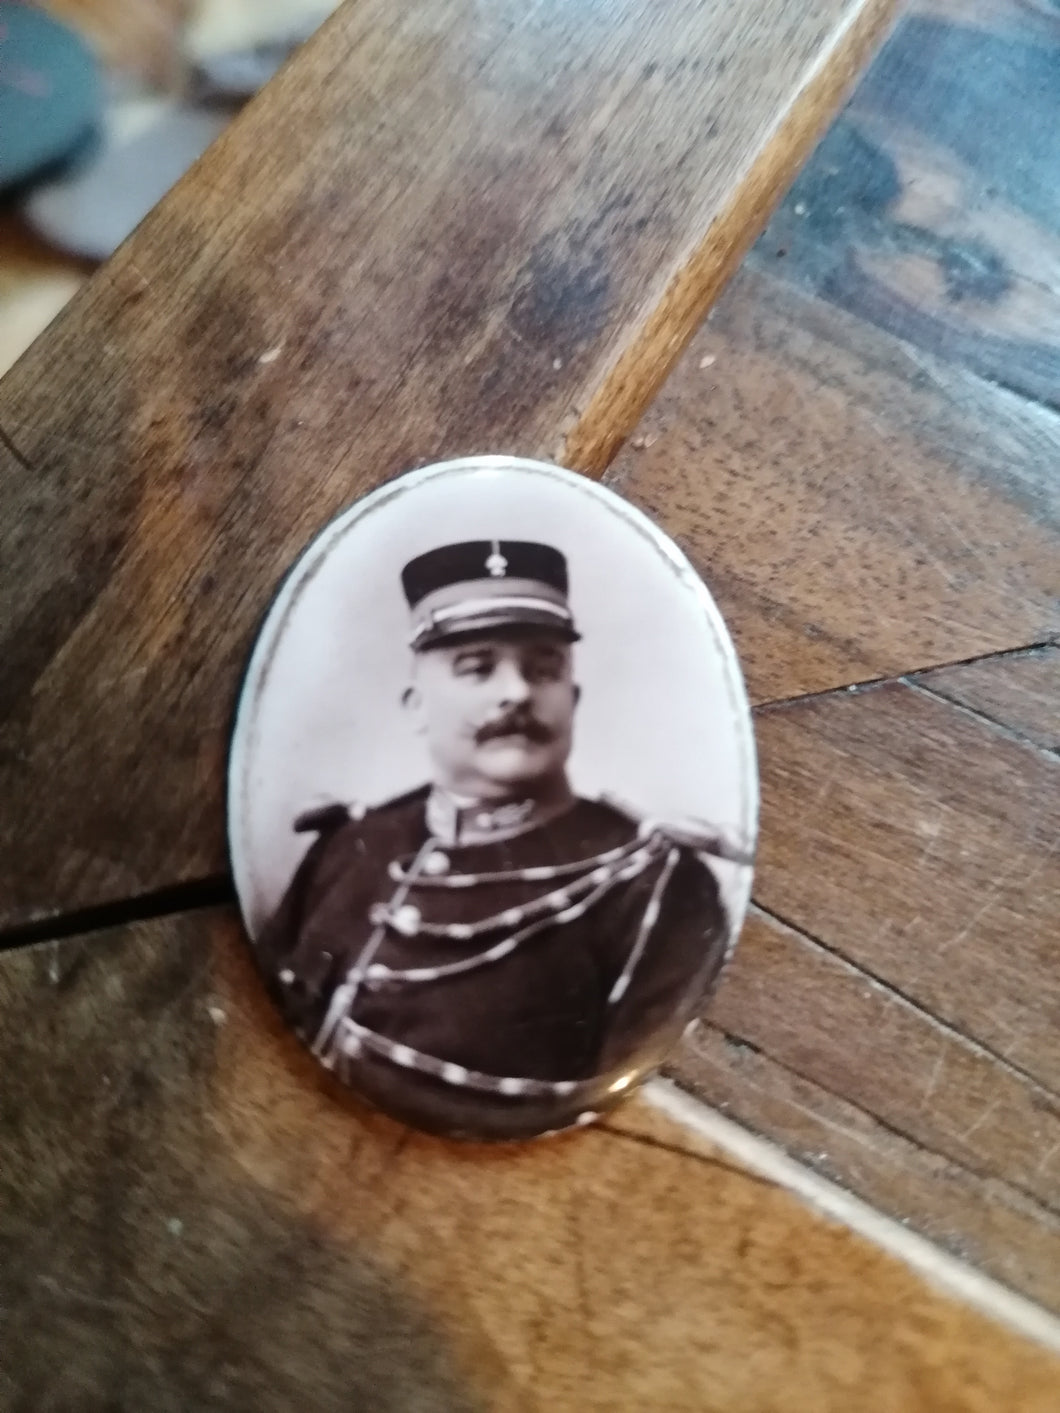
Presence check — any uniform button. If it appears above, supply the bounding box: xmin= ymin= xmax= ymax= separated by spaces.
xmin=423 ymin=850 xmax=450 ymax=876
xmin=392 ymin=904 xmax=421 ymax=936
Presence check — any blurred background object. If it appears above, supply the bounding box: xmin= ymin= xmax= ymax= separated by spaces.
xmin=40 ymin=0 xmax=191 ymax=88
xmin=0 ymin=3 xmax=101 ymax=189
xmin=22 ymin=97 xmax=229 ymax=259
xmin=0 ymin=0 xmax=337 ymax=375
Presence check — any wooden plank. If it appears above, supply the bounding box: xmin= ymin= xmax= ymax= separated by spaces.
xmin=708 ymin=909 xmax=1060 ymax=1214
xmin=674 ymin=1018 xmax=1060 ymax=1312
xmin=753 ymin=0 xmax=1060 ymax=410
xmin=3 ymin=911 xmax=1059 ymax=1410
xmin=612 ymin=7 xmax=1060 ymax=1293
xmin=752 ymin=679 xmax=1060 ymax=1092
xmin=0 ymin=0 xmax=898 ymax=934
xmin=606 ymin=263 xmax=1059 ymax=704
xmin=675 ymin=911 xmax=1060 ymax=1309
xmin=665 ymin=667 xmax=1060 ymax=1307
xmin=914 ymin=645 xmax=1060 ymax=755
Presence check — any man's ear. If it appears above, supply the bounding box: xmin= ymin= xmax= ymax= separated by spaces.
xmin=402 ymin=683 xmax=426 ymax=733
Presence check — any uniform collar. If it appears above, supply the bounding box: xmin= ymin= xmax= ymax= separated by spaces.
xmin=426 ymin=778 xmax=575 ymax=847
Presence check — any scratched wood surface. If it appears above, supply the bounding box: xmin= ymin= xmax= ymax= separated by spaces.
xmin=603 ymin=0 xmax=1060 ymax=1313
xmin=607 ymin=262 xmax=1058 ymax=704
xmin=668 ymin=671 xmax=1060 ymax=1308
xmin=0 ymin=0 xmax=897 ymax=935
xmin=916 ymin=644 xmax=1060 ymax=755
xmin=3 ymin=913 xmax=1059 ymax=1413
xmin=753 ymin=0 xmax=1060 ymax=411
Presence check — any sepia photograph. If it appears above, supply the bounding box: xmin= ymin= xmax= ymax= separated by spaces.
xmin=229 ymin=456 xmax=757 ymax=1138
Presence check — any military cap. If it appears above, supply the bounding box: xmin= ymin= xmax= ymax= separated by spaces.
xmin=402 ymin=540 xmax=580 ymax=651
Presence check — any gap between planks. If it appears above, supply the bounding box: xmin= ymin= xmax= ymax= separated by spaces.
xmin=0 ymin=875 xmax=234 ymax=954
xmin=644 ymin=1078 xmax=1060 ymax=1356
xmin=1 ymin=639 xmax=1053 ymax=954
xmin=690 ymin=1019 xmax=1060 ymax=1230
xmin=752 ymin=638 xmax=1059 ymax=714
xmin=6 ymin=893 xmax=1058 ymax=1126
xmin=748 ymin=900 xmax=1060 ymax=1118
xmin=5 ymin=884 xmax=1059 ymax=1350
xmin=904 ymin=677 xmax=1060 ymax=760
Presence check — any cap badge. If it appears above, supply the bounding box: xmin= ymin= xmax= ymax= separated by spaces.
xmin=485 ymin=541 xmax=508 ymax=577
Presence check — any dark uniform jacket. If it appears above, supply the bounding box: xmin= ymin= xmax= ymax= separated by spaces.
xmin=258 ymin=787 xmax=728 ymax=1095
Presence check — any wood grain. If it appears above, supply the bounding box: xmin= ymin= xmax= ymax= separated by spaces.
xmin=606 ymin=263 xmax=1059 ymax=704
xmin=914 ymin=645 xmax=1060 ymax=755
xmin=3 ymin=909 xmax=1059 ymax=1411
xmin=680 ymin=911 xmax=1060 ymax=1309
xmin=670 ymin=666 xmax=1060 ymax=1307
xmin=0 ymin=0 xmax=898 ymax=934
xmin=754 ymin=0 xmax=1060 ymax=410
xmin=676 ymin=1017 xmax=1060 ymax=1312
xmin=614 ymin=2 xmax=1060 ymax=1298
xmin=710 ymin=907 xmax=1060 ymax=1213
xmin=754 ymin=679 xmax=1060 ymax=1092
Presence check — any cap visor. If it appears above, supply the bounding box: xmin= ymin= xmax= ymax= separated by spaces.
xmin=413 ymin=609 xmax=580 ymax=651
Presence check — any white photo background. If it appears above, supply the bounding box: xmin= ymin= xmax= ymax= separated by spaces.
xmin=230 ymin=459 xmax=758 ymax=936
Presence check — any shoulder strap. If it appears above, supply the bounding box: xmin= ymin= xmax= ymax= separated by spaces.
xmin=293 ymin=802 xmax=354 ymax=834
xmin=293 ymin=783 xmax=433 ymax=834
xmin=599 ymin=794 xmax=753 ymax=866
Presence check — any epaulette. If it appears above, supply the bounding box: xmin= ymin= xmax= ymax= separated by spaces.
xmin=293 ymin=802 xmax=359 ymax=834
xmin=598 ymin=794 xmax=754 ymax=867
xmin=293 ymin=784 xmax=431 ymax=834
xmin=372 ymin=782 xmax=431 ymax=813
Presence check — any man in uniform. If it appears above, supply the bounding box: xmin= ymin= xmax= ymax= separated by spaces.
xmin=258 ymin=540 xmax=736 ymax=1136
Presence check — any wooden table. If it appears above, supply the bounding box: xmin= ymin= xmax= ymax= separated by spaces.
xmin=2 ymin=0 xmax=1058 ymax=1406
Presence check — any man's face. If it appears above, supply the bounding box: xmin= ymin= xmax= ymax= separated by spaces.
xmin=407 ymin=632 xmax=578 ymax=800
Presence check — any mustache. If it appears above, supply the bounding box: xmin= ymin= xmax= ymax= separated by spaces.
xmin=476 ymin=709 xmax=554 ymax=745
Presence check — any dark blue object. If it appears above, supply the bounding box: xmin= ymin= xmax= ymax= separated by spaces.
xmin=0 ymin=2 xmax=101 ymax=191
